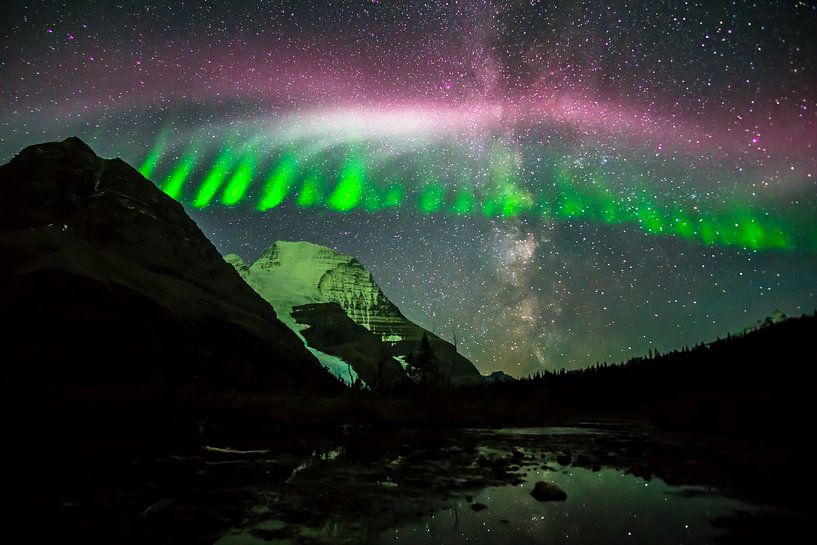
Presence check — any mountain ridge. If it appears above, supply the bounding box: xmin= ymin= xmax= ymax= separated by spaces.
xmin=1 ymin=137 xmax=336 ymax=395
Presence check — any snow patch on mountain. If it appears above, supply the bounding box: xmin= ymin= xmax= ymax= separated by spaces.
xmin=226 ymin=250 xmax=362 ymax=386
xmin=278 ymin=303 xmax=363 ymax=387
xmin=226 ymin=241 xmax=483 ymax=385
xmin=393 ymin=355 xmax=411 ymax=372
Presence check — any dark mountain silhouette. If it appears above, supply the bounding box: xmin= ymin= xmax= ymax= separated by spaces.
xmin=742 ymin=308 xmax=788 ymax=334
xmin=482 ymin=370 xmax=516 ymax=383
xmin=0 ymin=137 xmax=337 ymax=414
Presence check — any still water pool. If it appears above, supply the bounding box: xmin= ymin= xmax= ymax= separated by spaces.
xmin=377 ymin=465 xmax=742 ymax=545
xmin=214 ymin=426 xmax=751 ymax=545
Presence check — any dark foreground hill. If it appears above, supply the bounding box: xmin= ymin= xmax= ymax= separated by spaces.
xmin=465 ymin=312 xmax=817 ymax=437
xmin=0 ymin=138 xmax=338 ymax=424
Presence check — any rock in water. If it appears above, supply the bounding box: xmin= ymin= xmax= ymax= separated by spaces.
xmin=531 ymin=481 xmax=567 ymax=502
xmin=225 ymin=241 xmax=483 ymax=385
xmin=0 ymin=138 xmax=336 ymax=403
xmin=556 ymin=450 xmax=572 ymax=466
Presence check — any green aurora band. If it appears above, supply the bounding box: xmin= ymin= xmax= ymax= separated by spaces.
xmin=137 ymin=135 xmax=815 ymax=253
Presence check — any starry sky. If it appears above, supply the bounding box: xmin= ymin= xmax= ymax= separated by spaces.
xmin=2 ymin=0 xmax=816 ymax=376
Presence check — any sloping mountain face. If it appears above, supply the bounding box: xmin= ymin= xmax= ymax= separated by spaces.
xmin=225 ymin=241 xmax=483 ymax=385
xmin=291 ymin=302 xmax=407 ymax=387
xmin=0 ymin=138 xmax=335 ymax=399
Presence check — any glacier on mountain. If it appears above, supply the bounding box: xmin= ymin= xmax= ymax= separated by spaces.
xmin=225 ymin=241 xmax=482 ymax=385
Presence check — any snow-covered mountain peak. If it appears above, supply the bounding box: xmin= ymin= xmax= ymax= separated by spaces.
xmin=225 ymin=241 xmax=483 ymax=385
xmin=239 ymin=241 xmax=396 ymax=326
xmin=254 ymin=240 xmax=343 ymax=269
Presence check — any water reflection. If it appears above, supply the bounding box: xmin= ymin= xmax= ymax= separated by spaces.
xmin=377 ymin=467 xmax=743 ymax=545
xmin=221 ymin=426 xmax=750 ymax=545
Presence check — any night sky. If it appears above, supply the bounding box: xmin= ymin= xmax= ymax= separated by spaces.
xmin=2 ymin=1 xmax=816 ymax=376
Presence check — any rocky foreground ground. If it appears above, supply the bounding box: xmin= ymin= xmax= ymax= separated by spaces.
xmin=5 ymin=421 xmax=812 ymax=545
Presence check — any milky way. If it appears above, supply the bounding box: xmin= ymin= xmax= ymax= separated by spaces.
xmin=2 ymin=1 xmax=816 ymax=375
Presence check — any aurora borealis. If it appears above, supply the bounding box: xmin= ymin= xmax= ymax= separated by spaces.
xmin=2 ymin=0 xmax=816 ymax=375
xmin=139 ymin=125 xmax=801 ymax=251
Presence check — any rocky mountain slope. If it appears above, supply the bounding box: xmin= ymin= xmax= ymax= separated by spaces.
xmin=226 ymin=241 xmax=483 ymax=385
xmin=0 ymin=138 xmax=336 ymax=400
xmin=483 ymin=370 xmax=517 ymax=383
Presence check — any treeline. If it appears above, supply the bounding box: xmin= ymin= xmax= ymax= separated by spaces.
xmin=464 ymin=311 xmax=817 ymax=437
xmin=23 ymin=312 xmax=813 ymax=438
xmin=337 ymin=313 xmax=816 ymax=436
